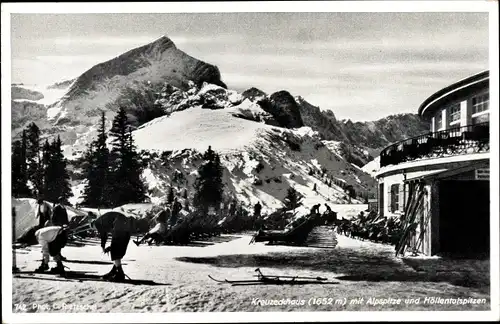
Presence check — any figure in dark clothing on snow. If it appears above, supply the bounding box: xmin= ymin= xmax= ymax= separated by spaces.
xmin=51 ymin=197 xmax=69 ymax=226
xmin=321 ymin=203 xmax=338 ymax=225
xmin=311 ymin=204 xmax=321 ymax=216
xmin=253 ymin=202 xmax=263 ymax=230
xmin=254 ymin=202 xmax=262 ymax=218
xmin=324 ymin=203 xmax=337 ymax=220
xmin=92 ymin=211 xmax=139 ymax=282
xmin=49 ymin=197 xmax=70 ymax=260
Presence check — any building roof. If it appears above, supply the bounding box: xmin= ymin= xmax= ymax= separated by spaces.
xmin=418 ymin=70 xmax=490 ymax=119
xmin=403 ymin=161 xmax=489 ymax=183
xmin=376 ymin=151 xmax=490 ymax=178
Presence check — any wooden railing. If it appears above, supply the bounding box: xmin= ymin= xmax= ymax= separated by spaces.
xmin=380 ymin=122 xmax=489 ymax=167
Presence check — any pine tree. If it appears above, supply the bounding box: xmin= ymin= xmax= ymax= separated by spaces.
xmin=108 ymin=107 xmax=146 ymax=206
xmin=11 ymin=130 xmax=31 ymax=197
xmin=123 ymin=128 xmax=147 ymax=203
xmin=82 ymin=111 xmax=112 ymax=208
xmin=40 ymin=137 xmax=73 ymax=203
xmin=283 ymin=187 xmax=303 ymax=215
xmin=167 ymin=186 xmax=175 ymax=205
xmin=183 ymin=189 xmax=188 ymax=199
xmin=313 ymin=183 xmax=317 ymax=192
xmin=52 ymin=136 xmax=73 ymax=203
xmin=41 ymin=139 xmax=55 ymax=200
xmin=193 ymin=146 xmax=224 ymax=213
xmin=11 ymin=140 xmax=24 ymax=196
xmin=26 ymin=123 xmax=43 ymax=196
xmin=228 ymin=198 xmax=237 ymax=218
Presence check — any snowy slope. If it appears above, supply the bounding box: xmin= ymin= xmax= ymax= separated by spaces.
xmin=129 ymin=104 xmax=375 ymax=216
xmin=361 ymin=156 xmax=381 ymax=177
xmin=134 ymin=105 xmax=275 ymax=153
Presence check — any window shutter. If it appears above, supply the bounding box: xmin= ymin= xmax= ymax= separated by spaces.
xmin=398 ymin=184 xmax=405 ymax=212
xmin=387 ymin=184 xmax=392 ymax=213
xmin=390 ymin=184 xmax=398 ymax=213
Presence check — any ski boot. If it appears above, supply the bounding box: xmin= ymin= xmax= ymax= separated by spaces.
xmin=34 ymin=261 xmax=49 ymax=273
xmin=101 ymin=265 xmax=117 ymax=280
xmin=49 ymin=261 xmax=65 ymax=275
xmin=108 ymin=267 xmax=126 ymax=282
xmin=133 ymin=239 xmax=141 ymax=246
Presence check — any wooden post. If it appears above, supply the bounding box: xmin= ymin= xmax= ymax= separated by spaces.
xmin=12 ymin=207 xmax=19 ymax=273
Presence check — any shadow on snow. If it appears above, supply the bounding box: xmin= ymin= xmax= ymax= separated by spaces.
xmin=176 ymin=245 xmax=489 ymax=290
xmin=14 ymin=270 xmax=170 ymax=286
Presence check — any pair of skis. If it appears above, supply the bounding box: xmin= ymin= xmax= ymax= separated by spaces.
xmin=208 ymin=268 xmax=329 ymax=286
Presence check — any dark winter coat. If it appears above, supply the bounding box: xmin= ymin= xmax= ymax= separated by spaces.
xmin=51 ymin=204 xmax=69 ymax=226
xmin=93 ymin=211 xmax=136 ymax=250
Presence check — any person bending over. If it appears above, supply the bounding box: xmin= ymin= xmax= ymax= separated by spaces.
xmin=34 ymin=225 xmax=69 ymax=274
xmin=92 ymin=211 xmax=139 ymax=282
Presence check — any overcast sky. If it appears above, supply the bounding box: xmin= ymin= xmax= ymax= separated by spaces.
xmin=10 ymin=12 xmax=489 ymax=121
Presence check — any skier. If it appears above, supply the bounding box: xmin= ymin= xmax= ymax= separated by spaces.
xmin=171 ymin=198 xmax=182 ymax=222
xmin=35 ymin=197 xmax=52 ymax=229
xmin=310 ymin=204 xmax=321 ymax=216
xmin=49 ymin=197 xmax=70 ymax=260
xmin=51 ymin=197 xmax=70 ymax=226
xmin=34 ymin=224 xmax=69 ymax=274
xmin=254 ymin=202 xmax=262 ymax=218
xmin=134 ymin=208 xmax=170 ymax=246
xmin=323 ymin=203 xmax=337 ymax=225
xmin=253 ymin=201 xmax=263 ymax=230
xmin=91 ymin=211 xmax=139 ymax=282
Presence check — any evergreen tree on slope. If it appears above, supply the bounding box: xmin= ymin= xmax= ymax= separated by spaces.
xmin=108 ymin=107 xmax=146 ymax=206
xmin=11 ymin=130 xmax=31 ymax=197
xmin=41 ymin=137 xmax=73 ymax=204
xmin=283 ymin=186 xmax=303 ymax=215
xmin=52 ymin=136 xmax=73 ymax=204
xmin=26 ymin=123 xmax=43 ymax=196
xmin=193 ymin=146 xmax=224 ymax=214
xmin=81 ymin=111 xmax=112 ymax=208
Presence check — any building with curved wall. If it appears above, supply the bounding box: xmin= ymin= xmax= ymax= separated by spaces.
xmin=376 ymin=70 xmax=490 ymax=257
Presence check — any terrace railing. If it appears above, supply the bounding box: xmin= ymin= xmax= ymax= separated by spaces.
xmin=379 ymin=122 xmax=489 ymax=168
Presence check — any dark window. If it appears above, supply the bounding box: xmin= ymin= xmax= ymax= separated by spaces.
xmin=435 ymin=113 xmax=443 ymax=130
xmin=449 ymin=104 xmax=460 ymax=123
xmin=472 ymin=93 xmax=489 ymax=114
